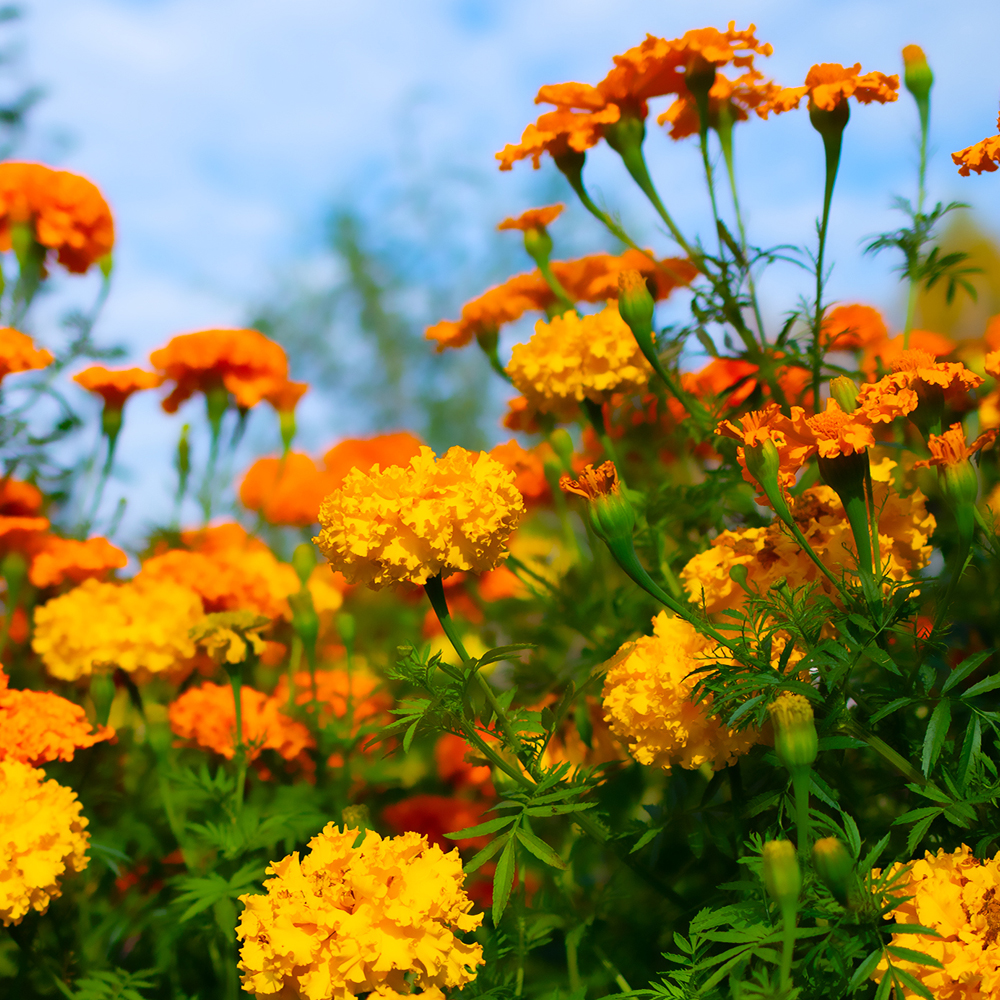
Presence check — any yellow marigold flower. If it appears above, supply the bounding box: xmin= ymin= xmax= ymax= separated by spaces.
xmin=0 ymin=327 xmax=53 ymax=384
xmin=0 ymin=758 xmax=90 ymax=926
xmin=873 ymin=845 xmax=1000 ymax=997
xmin=507 ymin=304 xmax=652 ymax=419
xmin=601 ymin=611 xmax=756 ymax=771
xmin=953 ymin=113 xmax=1000 ymax=176
xmin=758 ymin=62 xmax=898 ymax=117
xmin=314 ymin=446 xmax=524 ymax=589
xmin=191 ymin=611 xmax=269 ymax=666
xmin=237 ymin=824 xmax=484 ymax=1000
xmin=0 ymin=669 xmax=113 ymax=765
xmin=32 ymin=576 xmax=203 ymax=681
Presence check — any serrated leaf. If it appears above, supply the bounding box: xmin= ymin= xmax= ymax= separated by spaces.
xmin=959 ymin=714 xmax=982 ymax=788
xmin=906 ymin=813 xmax=937 ymax=855
xmin=921 ymin=699 xmax=951 ymax=776
xmin=526 ymin=801 xmax=595 ymax=817
xmin=516 ymin=829 xmax=568 ymax=870
xmin=463 ymin=835 xmax=508 ymax=874
xmin=874 ymin=968 xmax=893 ymax=1000
xmin=402 ymin=718 xmax=420 ymax=753
xmin=842 ymin=810 xmax=861 ymax=857
xmin=491 ymin=836 xmax=517 ymax=926
xmin=475 ymin=643 xmax=536 ymax=669
xmin=848 ymin=948 xmax=883 ymax=991
xmin=891 ymin=966 xmax=935 ymax=1000
xmin=887 ymin=945 xmax=943 ymax=968
xmin=444 ymin=814 xmax=517 ymax=840
xmin=961 ymin=672 xmax=1000 ymax=700
xmin=860 ymin=833 xmax=891 ymax=872
xmin=870 ymin=697 xmax=915 ymax=724
xmin=630 ymin=826 xmax=663 ymax=855
xmin=942 ymin=649 xmax=994 ymax=693
xmin=893 ymin=806 xmax=943 ymax=826
xmin=881 ymin=924 xmax=940 ymax=936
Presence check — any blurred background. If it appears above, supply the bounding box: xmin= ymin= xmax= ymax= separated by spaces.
xmin=7 ymin=0 xmax=1000 ymax=537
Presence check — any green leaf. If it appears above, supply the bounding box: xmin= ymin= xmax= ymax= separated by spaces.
xmin=444 ymin=814 xmax=517 ymax=840
xmin=869 ymin=697 xmax=915 ymax=724
xmin=961 ymin=672 xmax=1000 ymax=700
xmin=959 ymin=714 xmax=982 ymax=787
xmin=881 ymin=924 xmax=940 ymax=936
xmin=475 ymin=643 xmax=536 ymax=669
xmin=848 ymin=948 xmax=883 ymax=992
xmin=906 ymin=813 xmax=937 ymax=855
xmin=463 ymin=835 xmax=508 ymax=874
xmin=887 ymin=946 xmax=943 ymax=968
xmin=630 ymin=827 xmax=664 ymax=855
xmin=525 ymin=801 xmax=596 ymax=817
xmin=817 ymin=735 xmax=867 ymax=750
xmin=893 ymin=806 xmax=943 ymax=826
xmin=941 ymin=649 xmax=993 ymax=693
xmin=921 ymin=699 xmax=951 ymax=776
xmin=402 ymin=718 xmax=420 ymax=754
xmin=860 ymin=833 xmax=891 ymax=872
xmin=491 ymin=835 xmax=517 ymax=926
xmin=874 ymin=969 xmax=893 ymax=1000
xmin=516 ymin=829 xmax=568 ymax=870
xmin=891 ymin=966 xmax=935 ymax=1000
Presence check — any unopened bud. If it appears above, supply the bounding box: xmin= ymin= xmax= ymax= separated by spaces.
xmin=617 ymin=269 xmax=655 ymax=337
xmin=101 ymin=404 xmax=123 ymax=445
xmin=812 ymin=837 xmax=853 ymax=905
xmin=902 ymin=45 xmax=933 ymax=104
xmin=603 ymin=110 xmax=646 ymax=160
xmin=291 ymin=543 xmax=316 ymax=586
xmin=769 ymin=692 xmax=818 ymax=771
xmin=829 ymin=376 xmax=859 ymax=413
xmin=560 ymin=462 xmax=635 ymax=545
xmin=728 ymin=563 xmax=749 ymax=590
xmin=98 ymin=252 xmax=114 ymax=280
xmin=763 ymin=840 xmax=801 ymax=907
xmin=523 ymin=225 xmax=553 ymax=265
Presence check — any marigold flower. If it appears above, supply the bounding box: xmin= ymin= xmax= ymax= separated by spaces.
xmin=800 ymin=398 xmax=876 ymax=459
xmin=0 ymin=327 xmax=53 ymax=384
xmin=169 ymin=681 xmax=313 ymax=763
xmin=426 ymin=251 xmax=696 ymax=351
xmin=497 ymin=204 xmax=564 ymax=231
xmin=820 ymin=304 xmax=889 ymax=351
xmin=149 ymin=328 xmax=289 ymax=413
xmin=658 ymin=68 xmax=780 ymax=139
xmin=323 ymin=432 xmax=425 ymax=487
xmin=239 ymin=452 xmax=333 ymax=527
xmin=683 ymin=356 xmax=760 ymax=409
xmin=32 ymin=576 xmax=203 ymax=681
xmin=953 ymin=113 xmax=1000 ymax=176
xmin=0 ymin=758 xmax=90 ymax=926
xmin=28 ymin=536 xmax=127 ymax=589
xmin=0 ymin=669 xmax=113 ymax=765
xmin=873 ymin=845 xmax=1000 ymax=997
xmin=72 ymin=366 xmax=162 ymax=410
xmin=237 ymin=824 xmax=484 ymax=1000
xmin=273 ymin=668 xmax=392 ymax=733
xmin=0 ymin=162 xmax=114 ymax=274
xmin=601 ymin=611 xmax=756 ymax=771
xmin=0 ymin=478 xmax=41 ymax=516
xmin=262 ymin=378 xmax=308 ymax=414
xmin=507 ymin=304 xmax=652 ymax=419
xmin=489 ymin=439 xmax=552 ymax=506
xmin=860 ymin=328 xmax=954 ymax=379
xmin=758 ymin=62 xmax=898 ymax=117
xmin=315 ymin=446 xmax=524 ymax=589
xmin=383 ymin=795 xmax=493 ymax=851
xmin=435 ymin=733 xmax=494 ymax=793
xmin=914 ymin=423 xmax=997 ymax=470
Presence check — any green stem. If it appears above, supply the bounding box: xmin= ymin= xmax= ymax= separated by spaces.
xmin=840 ymin=719 xmax=930 ymax=786
xmin=904 ymin=95 xmax=930 ymax=347
xmin=778 ymin=899 xmax=797 ymax=991
xmin=791 ymin=768 xmax=811 ymax=858
xmin=229 ymin=669 xmax=247 ymax=815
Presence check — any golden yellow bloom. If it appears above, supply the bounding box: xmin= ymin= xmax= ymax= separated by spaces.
xmin=237 ymin=824 xmax=483 ymax=1000
xmin=0 ymin=758 xmax=89 ymax=926
xmin=601 ymin=612 xmax=756 ymax=771
xmin=507 ymin=303 xmax=652 ymax=419
xmin=315 ymin=446 xmax=524 ymax=589
xmin=190 ymin=611 xmax=270 ymax=665
xmin=873 ymin=845 xmax=1000 ymax=997
xmin=32 ymin=576 xmax=203 ymax=681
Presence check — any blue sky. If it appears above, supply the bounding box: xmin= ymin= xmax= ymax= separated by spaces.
xmin=14 ymin=0 xmax=1000 ymax=536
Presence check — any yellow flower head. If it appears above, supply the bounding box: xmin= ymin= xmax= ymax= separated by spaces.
xmin=32 ymin=576 xmax=204 ymax=681
xmin=190 ymin=611 xmax=270 ymax=665
xmin=873 ymin=845 xmax=1000 ymax=997
xmin=506 ymin=303 xmax=653 ymax=419
xmin=314 ymin=446 xmax=525 ymax=589
xmin=0 ymin=758 xmax=89 ymax=926
xmin=237 ymin=824 xmax=484 ymax=1000
xmin=601 ymin=611 xmax=756 ymax=771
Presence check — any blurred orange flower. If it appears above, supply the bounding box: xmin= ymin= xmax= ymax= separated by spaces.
xmin=239 ymin=452 xmax=332 ymax=527
xmin=759 ymin=62 xmax=898 ymax=117
xmin=273 ymin=668 xmax=391 ymax=734
xmin=435 ymin=733 xmax=495 ymax=794
xmin=29 ymin=536 xmax=127 ymax=589
xmin=860 ymin=329 xmax=954 ymax=380
xmin=382 ymin=795 xmax=492 ymax=851
xmin=0 ymin=479 xmax=42 ymax=516
xmin=0 ymin=328 xmax=52 ymax=384
xmin=820 ymin=304 xmax=888 ymax=351
xmin=261 ymin=379 xmax=307 ymax=414
xmin=489 ymin=439 xmax=552 ymax=506
xmin=953 ymin=113 xmax=1000 ymax=176
xmin=497 ymin=204 xmax=564 ymax=231
xmin=658 ymin=69 xmax=779 ymax=139
xmin=322 ymin=431 xmax=424 ymax=487
xmin=0 ymin=162 xmax=114 ymax=274
xmin=149 ymin=328 xmax=288 ymax=413
xmin=72 ymin=367 xmax=162 ymax=411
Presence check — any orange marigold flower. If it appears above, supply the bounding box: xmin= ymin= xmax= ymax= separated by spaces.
xmin=658 ymin=68 xmax=780 ymax=139
xmin=168 ymin=682 xmax=314 ymax=764
xmin=489 ymin=439 xmax=552 ymax=506
xmin=860 ymin=328 xmax=954 ymax=380
xmin=0 ymin=162 xmax=114 ymax=274
xmin=273 ymin=668 xmax=391 ymax=734
xmin=323 ymin=431 xmax=424 ymax=488
xmin=683 ymin=357 xmax=760 ymax=409
xmin=496 ymin=100 xmax=620 ymax=171
xmin=798 ymin=398 xmax=876 ymax=459
xmin=497 ymin=204 xmax=564 ymax=231
xmin=0 ymin=328 xmax=53 ymax=384
xmin=383 ymin=795 xmax=493 ymax=851
xmin=501 ymin=394 xmax=541 ymax=433
xmin=759 ymin=62 xmax=898 ymax=117
xmin=29 ymin=536 xmax=127 ymax=589
xmin=262 ymin=378 xmax=307 ymax=414
xmin=72 ymin=366 xmax=162 ymax=411
xmin=149 ymin=328 xmax=289 ymax=413
xmin=913 ymin=422 xmax=997 ymax=469
xmin=435 ymin=733 xmax=494 ymax=793
xmin=986 ymin=350 xmax=1000 ymax=380
xmin=0 ymin=515 xmax=49 ymax=559
xmin=0 ymin=669 xmax=113 ymax=765
xmin=953 ymin=113 xmax=1000 ymax=176
xmin=820 ymin=304 xmax=888 ymax=351
xmin=238 ymin=452 xmax=332 ymax=527
xmin=0 ymin=478 xmax=41 ymax=516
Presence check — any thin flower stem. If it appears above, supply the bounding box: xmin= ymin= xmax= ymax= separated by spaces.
xmin=778 ymin=899 xmax=797 ymax=991
xmin=229 ymin=669 xmax=247 ymax=815
xmin=812 ymin=128 xmax=844 ymax=407
xmin=791 ymin=769 xmax=811 ymax=858
xmin=904 ymin=91 xmax=931 ymax=347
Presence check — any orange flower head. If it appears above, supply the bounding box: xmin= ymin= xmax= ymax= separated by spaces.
xmin=149 ymin=328 xmax=288 ymax=413
xmin=72 ymin=366 xmax=162 ymax=411
xmin=29 ymin=536 xmax=127 ymax=589
xmin=803 ymin=398 xmax=875 ymax=459
xmin=914 ymin=423 xmax=997 ymax=470
xmin=239 ymin=452 xmax=332 ymax=527
xmin=0 ymin=328 xmax=53 ymax=384
xmin=560 ymin=460 xmax=619 ymax=501
xmin=489 ymin=439 xmax=552 ymax=506
xmin=273 ymin=668 xmax=391 ymax=734
xmin=683 ymin=356 xmax=760 ymax=409
xmin=759 ymin=62 xmax=898 ymax=117
xmin=860 ymin=328 xmax=955 ymax=380
xmin=953 ymin=113 xmax=1000 ymax=176
xmin=262 ymin=379 xmax=308 ymax=414
xmin=658 ymin=68 xmax=780 ymax=139
xmin=0 ymin=670 xmax=113 ymax=766
xmin=497 ymin=204 xmax=564 ymax=232
xmin=435 ymin=733 xmax=494 ymax=792
xmin=0 ymin=479 xmax=42 ymax=517
xmin=820 ymin=304 xmax=889 ymax=351
xmin=322 ymin=431 xmax=424 ymax=488
xmin=496 ymin=99 xmax=621 ymax=171
xmin=0 ymin=162 xmax=114 ymax=274
xmin=382 ymin=795 xmax=493 ymax=852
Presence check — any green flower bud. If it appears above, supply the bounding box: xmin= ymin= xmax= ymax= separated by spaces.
xmin=769 ymin=693 xmax=818 ymax=772
xmin=603 ymin=110 xmax=646 ymax=160
xmin=617 ymin=269 xmax=655 ymax=339
xmin=763 ymin=840 xmax=801 ymax=907
xmin=523 ymin=225 xmax=553 ymax=265
xmin=902 ymin=45 xmax=933 ymax=104
xmin=291 ymin=543 xmax=316 ymax=586
xmin=812 ymin=837 xmax=853 ymax=905
xmin=560 ymin=461 xmax=635 ymax=547
xmin=829 ymin=376 xmax=859 ymax=413
xmin=809 ymin=98 xmax=850 ymax=141
xmin=101 ymin=404 xmax=123 ymax=445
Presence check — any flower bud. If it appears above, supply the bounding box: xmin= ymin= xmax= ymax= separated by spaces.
xmin=523 ymin=225 xmax=553 ymax=265
xmin=603 ymin=110 xmax=646 ymax=160
xmin=812 ymin=837 xmax=853 ymax=905
xmin=829 ymin=376 xmax=859 ymax=413
xmin=743 ymin=437 xmax=782 ymax=493
xmin=763 ymin=840 xmax=801 ymax=907
xmin=560 ymin=461 xmax=635 ymax=546
xmin=728 ymin=563 xmax=749 ymax=590
xmin=769 ymin=692 xmax=818 ymax=772
xmin=938 ymin=459 xmax=980 ymax=509
xmin=902 ymin=45 xmax=933 ymax=105
xmin=98 ymin=252 xmax=114 ymax=280
xmin=204 ymin=383 xmax=229 ymax=439
xmin=809 ymin=98 xmax=850 ymax=140
xmin=292 ymin=543 xmax=316 ymax=586
xmin=617 ymin=270 xmax=655 ymax=338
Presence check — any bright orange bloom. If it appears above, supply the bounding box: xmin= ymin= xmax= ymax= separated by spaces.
xmin=262 ymin=379 xmax=308 ymax=414
xmin=0 ymin=515 xmax=48 ymax=560
xmin=0 ymin=479 xmax=42 ymax=516
xmin=72 ymin=367 xmax=162 ymax=410
xmin=658 ymin=69 xmax=780 ymax=139
xmin=382 ymin=795 xmax=492 ymax=852
xmin=498 ymin=24 xmax=771 ymax=169
xmin=913 ymin=423 xmax=998 ymax=469
xmin=798 ymin=398 xmax=876 ymax=459
xmin=322 ymin=431 xmax=424 ymax=487
xmin=0 ymin=669 xmax=113 ymax=766
xmin=149 ymin=328 xmax=289 ymax=413
xmin=489 ymin=439 xmax=552 ymax=506
xmin=759 ymin=62 xmax=898 ymax=117
xmin=683 ymin=357 xmax=760 ymax=409
xmin=986 ymin=351 xmax=1000 ymax=380
xmin=273 ymin=669 xmax=392 ymax=734
xmin=29 ymin=536 xmax=127 ymax=589
xmin=426 ymin=251 xmax=695 ymax=351
xmin=168 ymin=682 xmax=314 ymax=764
xmin=435 ymin=733 xmax=494 ymax=793
xmin=820 ymin=304 xmax=889 ymax=351
xmin=860 ymin=329 xmax=955 ymax=380
xmin=0 ymin=162 xmax=114 ymax=274
xmin=239 ymin=452 xmax=332 ymax=527
xmin=0 ymin=328 xmax=53 ymax=384
xmin=953 ymin=113 xmax=1000 ymax=176
xmin=477 ymin=565 xmax=525 ymax=602
xmin=497 ymin=204 xmax=563 ymax=231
